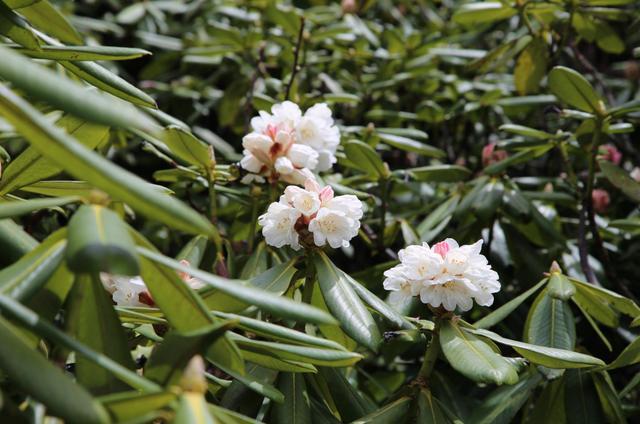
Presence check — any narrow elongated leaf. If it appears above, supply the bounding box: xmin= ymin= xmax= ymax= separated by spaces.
xmin=591 ymin=372 xmax=626 ymax=423
xmin=221 ymin=363 xmax=283 ymax=404
xmin=162 ymin=125 xmax=213 ymax=168
xmin=0 ymin=2 xmax=40 ymax=49
xmin=377 ymin=133 xmax=444 ymax=158
xmin=416 ymin=390 xmax=452 ymax=424
xmin=0 ymin=45 xmax=155 ymax=131
xmin=174 ymin=393 xmax=216 ymax=424
xmin=469 ymin=372 xmax=542 ymax=424
xmin=140 ymin=248 xmax=335 ymax=325
xmin=571 ymin=278 xmax=640 ymax=324
xmin=12 ymin=45 xmax=151 ymax=61
xmin=133 ymin=235 xmax=244 ymax=376
xmin=229 ymin=333 xmax=362 ymax=367
xmin=145 ymin=320 xmax=236 ymax=386
xmin=99 ymin=391 xmax=177 ymax=423
xmin=344 ymin=140 xmax=389 ymax=179
xmin=66 ymin=205 xmax=140 ymax=275
xmin=548 ymin=66 xmax=604 ymax=114
xmin=18 ymin=0 xmax=82 ymax=44
xmin=0 ymin=196 xmax=79 ymax=219
xmin=271 ymin=373 xmax=312 ymax=424
xmin=0 ymin=218 xmax=38 ymax=265
xmin=469 ymin=328 xmax=605 ymax=368
xmin=0 ymin=115 xmax=110 ymax=195
xmin=213 ymin=312 xmax=346 ymax=351
xmin=353 ymin=396 xmax=412 ymax=423
xmin=439 ymin=320 xmax=518 ymax=385
xmin=317 ymin=367 xmax=376 ymax=421
xmin=0 ymin=316 xmax=110 ymax=424
xmin=453 ymin=2 xmax=517 ymax=25
xmin=0 ymin=228 xmax=66 ymax=301
xmin=599 ymin=160 xmax=640 ymax=203
xmin=66 ymin=273 xmax=136 ymax=394
xmin=0 ymin=86 xmax=216 ymax=236
xmin=313 ymin=251 xmax=382 ymax=351
xmin=403 ymin=165 xmax=471 ymax=183
xmin=564 ymin=370 xmax=605 ymax=424
xmin=60 ymin=60 xmax=156 ymax=108
xmin=607 ymin=335 xmax=640 ymax=369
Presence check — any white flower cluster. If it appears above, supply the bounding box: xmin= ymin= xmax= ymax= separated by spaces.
xmin=383 ymin=239 xmax=500 ymax=312
xmin=100 ymin=260 xmax=205 ymax=307
xmin=258 ymin=179 xmax=363 ymax=250
xmin=240 ymin=101 xmax=340 ymax=184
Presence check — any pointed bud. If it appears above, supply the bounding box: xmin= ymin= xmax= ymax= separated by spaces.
xmin=549 ymin=261 xmax=562 ymax=275
xmin=179 ymin=355 xmax=208 ymax=394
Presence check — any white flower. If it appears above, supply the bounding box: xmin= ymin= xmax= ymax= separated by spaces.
xmin=296 ymin=103 xmax=340 ymax=171
xmin=259 ymin=178 xmax=363 ymax=250
xmin=258 ymin=201 xmax=302 ymax=250
xmin=240 ymin=102 xmax=340 ymax=183
xmin=308 ymin=207 xmax=358 ymax=248
xmin=282 ymin=186 xmax=321 ymax=217
xmin=110 ymin=276 xmax=149 ymax=307
xmin=383 ymin=239 xmax=500 ymax=312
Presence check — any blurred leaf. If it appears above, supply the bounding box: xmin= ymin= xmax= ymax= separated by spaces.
xmin=354 ymin=396 xmax=412 ymax=423
xmin=0 ymin=1 xmax=40 ymax=50
xmin=599 ymin=160 xmax=640 ymax=202
xmin=452 ymin=2 xmax=517 ymax=25
xmin=12 ymin=44 xmax=151 ymax=60
xmin=0 ymin=196 xmax=78 ymax=219
xmin=67 ymin=273 xmax=136 ymax=395
xmin=377 ymin=133 xmax=444 ymax=158
xmin=607 ymin=335 xmax=640 ymax=369
xmin=344 ymin=140 xmax=389 ymax=179
xmin=162 ymin=125 xmax=213 ymax=169
xmin=401 ymin=165 xmax=471 ymax=183
xmin=99 ymin=391 xmax=177 ymax=423
xmin=18 ymin=0 xmax=82 ymax=44
xmin=0 ymin=315 xmax=110 ymax=423
xmin=515 ymin=37 xmax=547 ymax=95
xmin=548 ymin=66 xmax=604 ymax=114
xmin=66 ymin=205 xmax=140 ymax=275
xmin=475 ymin=279 xmax=547 ymax=329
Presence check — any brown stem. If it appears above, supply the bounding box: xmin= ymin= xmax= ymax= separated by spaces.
xmin=284 ymin=17 xmax=305 ymax=101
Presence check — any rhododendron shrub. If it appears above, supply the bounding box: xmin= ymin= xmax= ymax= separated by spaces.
xmin=0 ymin=2 xmax=639 ymax=424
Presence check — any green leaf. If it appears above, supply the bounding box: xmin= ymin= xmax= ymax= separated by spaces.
xmin=524 ymin=290 xmax=575 ymax=350
xmin=0 ymin=218 xmax=38 ymax=265
xmin=564 ymin=370 xmax=605 ymax=424
xmin=0 ymin=315 xmax=110 ymax=424
xmin=0 ymin=86 xmax=216 ymax=237
xmin=0 ymin=195 xmax=78 ymax=219
xmin=377 ymin=133 xmax=444 ymax=158
xmin=174 ymin=393 xmax=216 ymax=424
xmin=468 ymin=371 xmax=542 ymax=424
xmin=212 ymin=312 xmax=347 ymax=351
xmin=145 ymin=320 xmax=236 ymax=386
xmin=514 ymin=37 xmax=548 ymax=95
xmin=140 ymin=248 xmax=335 ymax=325
xmin=0 ymin=45 xmax=156 ymax=131
xmin=133 ymin=235 xmax=244 ymax=376
xmin=66 ymin=273 xmax=136 ymax=395
xmin=162 ymin=125 xmax=213 ymax=169
xmin=99 ymin=391 xmax=177 ymax=423
xmin=353 ymin=396 xmax=412 ymax=423
xmin=0 ymin=115 xmax=110 ymax=195
xmin=11 ymin=44 xmax=151 ymax=61
xmin=469 ymin=328 xmax=605 ymax=368
xmin=599 ymin=160 xmax=640 ymax=203
xmin=499 ymin=124 xmax=554 ymax=140
xmin=229 ymin=333 xmax=362 ymax=367
xmin=474 ymin=279 xmax=548 ymax=329
xmin=0 ymin=228 xmax=66 ymax=301
xmin=317 ymin=367 xmax=376 ymax=421
xmin=571 ymin=277 xmax=640 ymax=322
xmin=439 ymin=320 xmax=518 ymax=385
xmin=548 ymin=66 xmax=604 ymax=114
xmin=220 ymin=363 xmax=283 ymax=404
xmin=452 ymin=2 xmax=517 ymax=26
xmin=547 ymin=274 xmax=576 ymax=300
xmin=271 ymin=373 xmax=312 ymax=424
xmin=606 ymin=335 xmax=640 ymax=369
xmin=528 ymin=379 xmax=566 ymax=424
xmin=344 ymin=140 xmax=389 ymax=179
xmin=591 ymin=372 xmax=626 ymax=423
xmin=0 ymin=1 xmax=40 ymax=50
xmin=402 ymin=165 xmax=471 ymax=183
xmin=66 ymin=205 xmax=140 ymax=275
xmin=61 ymin=60 xmax=156 ymax=108
xmin=17 ymin=0 xmax=82 ymax=44
xmin=313 ymin=251 xmax=382 ymax=352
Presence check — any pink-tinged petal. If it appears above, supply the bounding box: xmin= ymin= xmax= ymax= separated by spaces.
xmin=319 ymin=186 xmax=334 ymax=203
xmin=304 ymin=178 xmax=322 ymax=193
xmin=433 ymin=240 xmax=450 ymax=258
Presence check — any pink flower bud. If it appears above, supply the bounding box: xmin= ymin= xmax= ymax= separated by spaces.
xmin=592 ymin=189 xmax=610 ymax=214
xmin=319 ymin=186 xmax=334 ymax=203
xmin=482 ymin=143 xmax=508 ymax=168
xmin=598 ymin=144 xmax=622 ymax=165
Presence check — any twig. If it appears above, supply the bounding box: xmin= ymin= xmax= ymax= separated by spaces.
xmin=284 ymin=16 xmax=305 ymax=101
